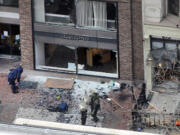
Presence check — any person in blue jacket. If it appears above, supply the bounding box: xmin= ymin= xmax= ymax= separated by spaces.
xmin=8 ymin=64 xmax=23 ymax=94
xmin=8 ymin=68 xmax=18 ymax=93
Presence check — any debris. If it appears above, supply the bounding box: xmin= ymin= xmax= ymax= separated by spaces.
xmin=108 ymin=80 xmax=114 ymax=88
xmin=58 ymin=102 xmax=68 ymax=112
xmin=176 ymin=120 xmax=180 ymax=126
xmin=120 ymin=83 xmax=127 ymax=91
xmin=56 ymin=95 xmax=61 ymax=101
xmin=111 ymin=98 xmax=123 ymax=108
xmin=18 ymin=81 xmax=38 ymax=89
xmin=148 ymin=102 xmax=163 ymax=113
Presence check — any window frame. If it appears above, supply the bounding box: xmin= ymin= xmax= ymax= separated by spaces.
xmin=41 ymin=0 xmax=117 ymax=31
xmin=168 ymin=0 xmax=179 ymax=16
xmin=0 ymin=0 xmax=19 ymax=8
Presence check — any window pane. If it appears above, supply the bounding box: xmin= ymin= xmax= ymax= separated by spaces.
xmin=44 ymin=0 xmax=75 ymax=25
xmin=168 ymin=0 xmax=179 ymax=16
xmin=165 ymin=42 xmax=177 ymax=51
xmin=76 ymin=0 xmax=117 ymax=30
xmin=0 ymin=0 xmax=18 ymax=7
xmin=107 ymin=3 xmax=117 ymax=30
xmin=152 ymin=41 xmax=163 ymax=50
xmin=77 ymin=48 xmax=118 ymax=77
xmin=35 ymin=43 xmax=76 ymax=72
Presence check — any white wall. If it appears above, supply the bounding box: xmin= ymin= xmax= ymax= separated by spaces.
xmin=144 ymin=0 xmax=167 ymax=23
xmin=35 ymin=42 xmax=45 ymax=66
xmin=0 ymin=11 xmax=19 ymax=19
xmin=34 ymin=0 xmax=45 ymax=22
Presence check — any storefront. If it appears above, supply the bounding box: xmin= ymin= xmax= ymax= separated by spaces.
xmin=143 ymin=24 xmax=180 ymax=95
xmin=33 ymin=0 xmax=119 ymax=78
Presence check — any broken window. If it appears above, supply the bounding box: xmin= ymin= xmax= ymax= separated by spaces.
xmin=35 ymin=43 xmax=76 ymax=72
xmin=45 ymin=0 xmax=75 ymax=25
xmin=150 ymin=39 xmax=180 ymax=86
xmin=76 ymin=0 xmax=117 ymax=30
xmin=168 ymin=0 xmax=179 ymax=16
xmin=45 ymin=44 xmax=76 ymax=71
xmin=0 ymin=0 xmax=18 ymax=7
xmin=77 ymin=48 xmax=118 ymax=77
xmin=35 ymin=43 xmax=119 ymax=77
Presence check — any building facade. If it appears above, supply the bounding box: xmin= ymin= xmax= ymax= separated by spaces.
xmin=0 ymin=0 xmax=143 ymax=82
xmin=143 ymin=0 xmax=180 ymax=95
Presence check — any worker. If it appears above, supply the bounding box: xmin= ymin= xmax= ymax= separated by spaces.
xmin=89 ymin=91 xmax=100 ymax=122
xmin=16 ymin=64 xmax=23 ymax=84
xmin=8 ymin=68 xmax=18 ymax=94
xmin=79 ymin=102 xmax=88 ymax=125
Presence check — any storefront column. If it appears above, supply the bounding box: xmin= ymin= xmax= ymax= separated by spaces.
xmin=34 ymin=0 xmax=45 ymax=22
xmin=144 ymin=38 xmax=153 ymax=98
xmin=19 ymin=0 xmax=34 ymax=70
xmin=35 ymin=42 xmax=45 ymax=67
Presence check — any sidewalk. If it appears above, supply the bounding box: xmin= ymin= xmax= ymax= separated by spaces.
xmin=0 ymin=58 xmax=140 ymax=130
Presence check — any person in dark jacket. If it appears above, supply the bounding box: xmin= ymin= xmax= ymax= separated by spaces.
xmin=8 ymin=69 xmax=18 ymax=93
xmin=8 ymin=64 xmax=23 ymax=94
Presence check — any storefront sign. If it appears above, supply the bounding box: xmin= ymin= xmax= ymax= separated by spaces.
xmin=63 ymin=34 xmax=89 ymax=41
xmin=35 ymin=31 xmax=116 ymax=44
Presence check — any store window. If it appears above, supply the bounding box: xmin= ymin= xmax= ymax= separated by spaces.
xmin=35 ymin=42 xmax=118 ymax=78
xmin=0 ymin=0 xmax=18 ymax=7
xmin=45 ymin=0 xmax=75 ymax=25
xmin=150 ymin=38 xmax=180 ymax=86
xmin=76 ymin=0 xmax=117 ymax=30
xmin=77 ymin=48 xmax=118 ymax=77
xmin=168 ymin=0 xmax=179 ymax=16
xmin=35 ymin=43 xmax=76 ymax=72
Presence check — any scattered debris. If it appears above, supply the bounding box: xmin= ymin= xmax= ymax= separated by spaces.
xmin=18 ymin=81 xmax=38 ymax=89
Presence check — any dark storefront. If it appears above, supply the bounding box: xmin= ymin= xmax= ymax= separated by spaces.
xmin=0 ymin=24 xmax=20 ymax=56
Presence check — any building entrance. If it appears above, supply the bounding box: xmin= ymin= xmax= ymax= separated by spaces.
xmin=0 ymin=24 xmax=20 ymax=56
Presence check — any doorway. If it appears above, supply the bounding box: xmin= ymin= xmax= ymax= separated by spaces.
xmin=0 ymin=23 xmax=20 ymax=56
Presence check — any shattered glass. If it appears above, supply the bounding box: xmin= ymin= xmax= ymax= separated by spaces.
xmin=150 ymin=48 xmax=177 ymax=69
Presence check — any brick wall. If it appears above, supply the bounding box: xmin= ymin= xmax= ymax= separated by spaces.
xmin=132 ymin=0 xmax=144 ymax=80
xmin=117 ymin=0 xmax=144 ymax=81
xmin=19 ymin=0 xmax=34 ymax=70
xmin=118 ymin=0 xmax=133 ymax=80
